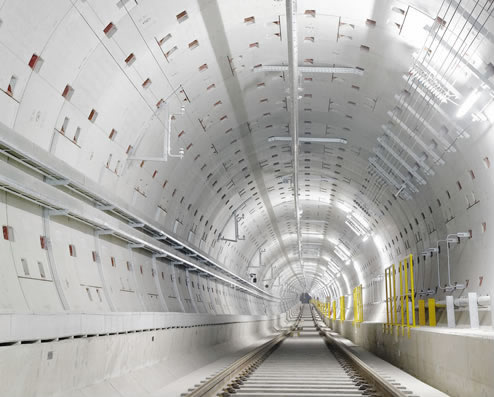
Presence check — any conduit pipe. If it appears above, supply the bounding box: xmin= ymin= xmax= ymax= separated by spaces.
xmin=418 ymin=295 xmax=491 ymax=308
xmin=286 ymin=0 xmax=306 ymax=288
xmin=430 ymin=233 xmax=469 ymax=291
xmin=268 ymin=136 xmax=347 ymax=144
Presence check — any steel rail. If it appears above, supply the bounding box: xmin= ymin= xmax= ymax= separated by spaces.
xmin=312 ymin=307 xmax=410 ymax=397
xmin=183 ymin=305 xmax=418 ymax=397
xmin=182 ymin=312 xmax=302 ymax=397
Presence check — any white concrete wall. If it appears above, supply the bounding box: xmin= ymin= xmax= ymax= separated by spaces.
xmin=0 ymin=313 xmax=292 ymax=397
xmin=0 ymin=189 xmax=282 ymax=317
xmin=323 ymin=317 xmax=494 ymax=397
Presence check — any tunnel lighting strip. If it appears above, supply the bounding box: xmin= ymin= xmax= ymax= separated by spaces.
xmin=0 ymin=128 xmax=278 ymax=301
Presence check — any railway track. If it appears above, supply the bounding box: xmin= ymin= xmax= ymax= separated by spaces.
xmin=181 ymin=305 xmax=414 ymax=397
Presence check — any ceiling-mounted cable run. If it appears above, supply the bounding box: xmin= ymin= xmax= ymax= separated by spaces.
xmin=286 ymin=0 xmax=306 ymax=289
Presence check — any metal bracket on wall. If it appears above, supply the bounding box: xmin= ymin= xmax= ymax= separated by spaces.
xmin=218 ymin=209 xmax=246 ymax=242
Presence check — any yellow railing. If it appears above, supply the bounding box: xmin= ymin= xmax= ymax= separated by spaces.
xmin=384 ymin=254 xmax=416 ymax=337
xmin=311 ymin=252 xmax=436 ymax=334
xmin=311 ymin=299 xmax=331 ymax=319
xmin=309 ymin=295 xmax=361 ymax=325
xmin=352 ymin=284 xmax=363 ymax=327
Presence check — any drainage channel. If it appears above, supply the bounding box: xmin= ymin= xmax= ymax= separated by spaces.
xmin=182 ymin=304 xmax=409 ymax=397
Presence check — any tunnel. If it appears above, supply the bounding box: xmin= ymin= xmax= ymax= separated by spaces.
xmin=0 ymin=0 xmax=493 ymax=396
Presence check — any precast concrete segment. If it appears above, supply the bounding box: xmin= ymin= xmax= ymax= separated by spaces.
xmin=228 ymin=305 xmax=373 ymax=397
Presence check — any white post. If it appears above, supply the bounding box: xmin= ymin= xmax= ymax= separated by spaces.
xmin=446 ymin=295 xmax=455 ymax=328
xmin=468 ymin=292 xmax=479 ymax=329
xmin=491 ymin=293 xmax=494 ymax=329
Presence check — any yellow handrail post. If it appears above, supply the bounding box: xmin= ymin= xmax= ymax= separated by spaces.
xmin=428 ymin=298 xmax=436 ymax=326
xmin=384 ymin=268 xmax=389 ymax=333
xmin=358 ymin=285 xmax=363 ymax=325
xmin=332 ymin=300 xmax=336 ymax=320
xmin=399 ymin=261 xmax=404 ymax=336
xmin=392 ymin=263 xmax=397 ymax=330
xmin=387 ymin=266 xmax=394 ymax=333
xmin=418 ymin=300 xmax=426 ymax=326
xmin=409 ymin=254 xmax=416 ymax=328
xmin=404 ymin=257 xmax=410 ymax=337
xmin=340 ymin=296 xmax=345 ymax=322
xmin=352 ymin=285 xmax=363 ymax=327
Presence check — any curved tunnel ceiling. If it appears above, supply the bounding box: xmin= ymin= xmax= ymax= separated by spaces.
xmin=2 ymin=0 xmax=494 ymax=306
